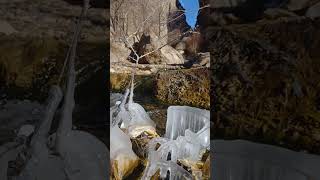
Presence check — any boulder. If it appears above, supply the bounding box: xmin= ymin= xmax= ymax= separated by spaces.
xmin=160 ymin=45 xmax=184 ymax=65
xmin=174 ymin=41 xmax=186 ymax=55
xmin=196 ymin=52 xmax=210 ymax=67
xmin=129 ymin=33 xmax=185 ymax=65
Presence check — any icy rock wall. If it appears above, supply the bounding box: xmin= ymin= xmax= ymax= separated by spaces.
xmin=165 ymin=106 xmax=210 ymax=148
xmin=212 ymin=140 xmax=320 ymax=180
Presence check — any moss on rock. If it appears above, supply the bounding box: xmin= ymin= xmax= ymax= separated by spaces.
xmin=155 ymin=68 xmax=210 ymax=109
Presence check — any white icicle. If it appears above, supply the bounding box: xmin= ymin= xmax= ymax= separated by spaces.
xmin=142 ymin=106 xmax=210 ymax=179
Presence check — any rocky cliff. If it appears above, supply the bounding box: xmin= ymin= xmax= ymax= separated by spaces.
xmin=199 ymin=0 xmax=320 ymax=153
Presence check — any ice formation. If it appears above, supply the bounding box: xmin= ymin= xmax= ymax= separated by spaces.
xmin=142 ymin=106 xmax=210 ymax=179
xmin=110 ymin=77 xmax=209 ymax=179
xmin=142 ymin=151 xmax=193 ymax=180
xmin=212 ymin=140 xmax=320 ymax=180
xmin=166 ymin=106 xmax=210 ymax=149
xmin=110 ymin=126 xmax=139 ymax=179
xmin=0 ymin=1 xmax=110 ymax=179
xmin=111 ymin=90 xmax=156 ymax=138
xmin=110 ymin=89 xmax=156 ymax=179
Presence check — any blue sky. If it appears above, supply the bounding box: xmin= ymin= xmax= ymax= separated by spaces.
xmin=179 ymin=0 xmax=199 ymax=29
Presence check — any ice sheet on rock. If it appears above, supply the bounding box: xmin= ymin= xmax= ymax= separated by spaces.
xmin=125 ymin=103 xmax=156 ymax=137
xmin=110 ymin=126 xmax=137 ymax=159
xmin=110 ymin=126 xmax=139 ymax=179
xmin=110 ymin=90 xmax=156 ymax=138
xmin=212 ymin=140 xmax=320 ymax=180
xmin=15 ymin=154 xmax=66 ymax=180
xmin=110 ymin=93 xmax=123 ymax=107
xmin=15 ymin=131 xmax=109 ymax=180
xmin=54 ymin=131 xmax=109 ymax=180
xmin=165 ymin=106 xmax=210 ymax=149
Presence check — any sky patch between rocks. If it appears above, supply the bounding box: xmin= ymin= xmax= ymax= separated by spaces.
xmin=179 ymin=0 xmax=199 ymax=29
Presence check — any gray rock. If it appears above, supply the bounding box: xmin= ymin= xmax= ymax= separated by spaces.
xmin=160 ymin=45 xmax=185 ymax=65
xmin=286 ymin=0 xmax=319 ymax=11
xmin=306 ymin=2 xmax=320 ymax=18
xmin=110 ymin=42 xmax=130 ymax=63
xmin=264 ymin=8 xmax=298 ymax=19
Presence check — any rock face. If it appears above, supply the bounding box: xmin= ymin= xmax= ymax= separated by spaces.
xmin=0 ymin=0 xmax=107 ymax=98
xmin=110 ymin=42 xmax=130 ymax=63
xmin=155 ymin=68 xmax=210 ymax=109
xmin=110 ymin=0 xmax=188 ymax=46
xmin=126 ymin=33 xmax=185 ymax=65
xmin=200 ymin=14 xmax=320 ymax=153
xmin=110 ymin=0 xmax=190 ymax=65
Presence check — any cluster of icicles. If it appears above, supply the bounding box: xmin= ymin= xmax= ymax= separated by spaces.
xmin=110 ymin=89 xmax=210 ymax=179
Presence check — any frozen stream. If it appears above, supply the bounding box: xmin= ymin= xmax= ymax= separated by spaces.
xmin=212 ymin=140 xmax=320 ymax=180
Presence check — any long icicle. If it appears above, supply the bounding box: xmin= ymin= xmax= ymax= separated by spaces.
xmin=56 ymin=0 xmax=90 ymax=152
xmin=128 ymin=71 xmax=135 ymax=105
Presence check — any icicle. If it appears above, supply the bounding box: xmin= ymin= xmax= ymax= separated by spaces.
xmin=128 ymin=72 xmax=135 ymax=105
xmin=141 ymin=151 xmax=193 ymax=180
xmin=111 ymin=89 xmax=130 ymax=126
xmin=111 ymin=87 xmax=156 ymax=138
xmin=165 ymin=106 xmax=210 ymax=149
xmin=142 ymin=106 xmax=210 ymax=179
